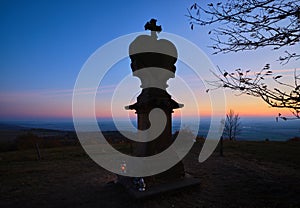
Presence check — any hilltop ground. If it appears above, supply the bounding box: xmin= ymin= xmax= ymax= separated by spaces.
xmin=1 ymin=139 xmax=300 ymax=208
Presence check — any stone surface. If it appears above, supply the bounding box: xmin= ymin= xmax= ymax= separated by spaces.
xmin=119 ymin=19 xmax=195 ymax=194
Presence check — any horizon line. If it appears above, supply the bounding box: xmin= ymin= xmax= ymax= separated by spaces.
xmin=0 ymin=114 xmax=284 ymax=122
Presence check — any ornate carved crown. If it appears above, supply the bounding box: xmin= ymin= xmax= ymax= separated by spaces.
xmin=129 ymin=19 xmax=178 ymax=74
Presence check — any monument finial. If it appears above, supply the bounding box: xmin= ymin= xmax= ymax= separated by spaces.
xmin=144 ymin=19 xmax=162 ymax=38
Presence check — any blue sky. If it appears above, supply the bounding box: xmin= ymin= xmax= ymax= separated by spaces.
xmin=1 ymin=0 xmax=197 ymax=91
xmin=0 ymin=0 xmax=299 ymax=120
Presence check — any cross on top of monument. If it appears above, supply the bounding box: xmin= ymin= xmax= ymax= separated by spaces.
xmin=144 ymin=19 xmax=162 ymax=38
xmin=144 ymin=19 xmax=162 ymax=32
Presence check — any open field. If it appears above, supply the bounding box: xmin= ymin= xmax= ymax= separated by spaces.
xmin=1 ymin=141 xmax=300 ymax=208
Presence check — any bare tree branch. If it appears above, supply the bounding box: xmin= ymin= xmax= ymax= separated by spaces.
xmin=224 ymin=109 xmax=242 ymax=140
xmin=208 ymin=65 xmax=300 ymax=119
xmin=187 ymin=0 xmax=300 ymax=62
xmin=278 ymin=51 xmax=300 ymax=65
xmin=188 ymin=0 xmax=300 ymax=119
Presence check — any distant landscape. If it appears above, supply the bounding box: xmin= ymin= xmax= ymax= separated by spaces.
xmin=1 ymin=116 xmax=299 ymax=143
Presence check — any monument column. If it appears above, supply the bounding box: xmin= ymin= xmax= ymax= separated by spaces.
xmin=119 ymin=19 xmax=200 ymax=196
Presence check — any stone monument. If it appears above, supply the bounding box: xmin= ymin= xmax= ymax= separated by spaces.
xmin=118 ymin=19 xmax=200 ymax=198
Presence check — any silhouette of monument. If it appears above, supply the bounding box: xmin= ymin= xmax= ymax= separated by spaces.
xmin=118 ymin=19 xmax=200 ymax=198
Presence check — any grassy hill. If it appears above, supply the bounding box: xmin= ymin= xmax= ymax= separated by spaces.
xmin=0 ymin=140 xmax=299 ymax=208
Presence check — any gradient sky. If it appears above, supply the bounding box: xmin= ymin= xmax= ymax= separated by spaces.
xmin=0 ymin=0 xmax=299 ymax=121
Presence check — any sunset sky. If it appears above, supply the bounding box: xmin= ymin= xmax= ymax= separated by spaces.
xmin=1 ymin=0 xmax=299 ymax=121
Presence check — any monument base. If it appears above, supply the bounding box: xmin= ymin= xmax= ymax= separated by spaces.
xmin=117 ymin=174 xmax=200 ymax=199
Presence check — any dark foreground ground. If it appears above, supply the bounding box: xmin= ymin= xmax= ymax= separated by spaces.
xmin=1 ymin=141 xmax=300 ymax=208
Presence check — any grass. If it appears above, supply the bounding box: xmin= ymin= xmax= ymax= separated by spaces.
xmin=1 ymin=140 xmax=300 ymax=208
xmin=222 ymin=141 xmax=300 ymax=168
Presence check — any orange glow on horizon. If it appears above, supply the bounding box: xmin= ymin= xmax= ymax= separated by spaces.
xmin=0 ymin=88 xmax=295 ymax=120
